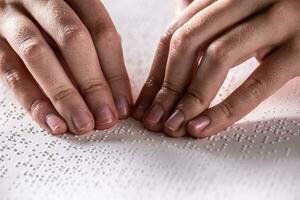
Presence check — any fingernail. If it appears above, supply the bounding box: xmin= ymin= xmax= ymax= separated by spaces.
xmin=116 ymin=96 xmax=130 ymax=119
xmin=188 ymin=116 xmax=211 ymax=136
xmin=133 ymin=101 xmax=148 ymax=120
xmin=94 ymin=105 xmax=115 ymax=126
xmin=71 ymin=110 xmax=93 ymax=132
xmin=164 ymin=110 xmax=185 ymax=133
xmin=144 ymin=104 xmax=164 ymax=124
xmin=45 ymin=114 xmax=65 ymax=134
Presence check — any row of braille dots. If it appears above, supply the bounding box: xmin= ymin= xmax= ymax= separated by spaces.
xmin=254 ymin=119 xmax=298 ymax=156
xmin=202 ymin=121 xmax=292 ymax=156
xmin=9 ymin=147 xmax=126 ymax=190
xmin=0 ymin=102 xmax=25 ymax=125
xmin=253 ymin=119 xmax=300 ymax=136
xmin=0 ymin=165 xmax=8 ymax=178
xmin=0 ymin=126 xmax=50 ymax=171
xmin=204 ymin=143 xmax=228 ymax=153
xmin=206 ymin=125 xmax=256 ymax=144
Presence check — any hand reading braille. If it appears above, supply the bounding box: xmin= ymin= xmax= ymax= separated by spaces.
xmin=0 ymin=0 xmax=132 ymax=135
xmin=133 ymin=0 xmax=300 ymax=138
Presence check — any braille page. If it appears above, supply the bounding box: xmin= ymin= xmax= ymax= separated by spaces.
xmin=1 ymin=1 xmax=300 ymax=200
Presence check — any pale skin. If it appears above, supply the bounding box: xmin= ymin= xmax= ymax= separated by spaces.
xmin=133 ymin=0 xmax=300 ymax=138
xmin=1 ymin=0 xmax=300 ymax=138
xmin=0 ymin=0 xmax=133 ymax=135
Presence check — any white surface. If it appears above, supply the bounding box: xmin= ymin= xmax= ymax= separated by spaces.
xmin=1 ymin=1 xmax=300 ymax=200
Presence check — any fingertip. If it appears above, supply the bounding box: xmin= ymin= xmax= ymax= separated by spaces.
xmin=94 ymin=105 xmax=118 ymax=130
xmin=163 ymin=125 xmax=177 ymax=137
xmin=95 ymin=120 xmax=118 ymax=130
xmin=141 ymin=104 xmax=165 ymax=132
xmin=132 ymin=91 xmax=155 ymax=121
xmin=71 ymin=109 xmax=95 ymax=135
xmin=132 ymin=98 xmax=148 ymax=121
xmin=187 ymin=121 xmax=200 ymax=138
xmin=163 ymin=110 xmax=186 ymax=137
xmin=163 ymin=126 xmax=185 ymax=138
xmin=142 ymin=116 xmax=164 ymax=132
xmin=115 ymin=95 xmax=132 ymax=120
xmin=51 ymin=123 xmax=68 ymax=135
xmin=187 ymin=116 xmax=211 ymax=138
xmin=142 ymin=121 xmax=163 ymax=132
xmin=45 ymin=113 xmax=67 ymax=135
xmin=132 ymin=106 xmax=145 ymax=121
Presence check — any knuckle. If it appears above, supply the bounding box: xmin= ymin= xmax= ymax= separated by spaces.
xmin=217 ymin=101 xmax=233 ymax=119
xmin=1 ymin=68 xmax=22 ymax=89
xmin=52 ymin=87 xmax=78 ymax=103
xmin=170 ymin=29 xmax=191 ymax=53
xmin=106 ymin=73 xmax=129 ymax=84
xmin=205 ymin=41 xmax=228 ymax=66
xmin=91 ymin=20 xmax=113 ymax=35
xmin=19 ymin=38 xmax=45 ymax=61
xmin=160 ymin=26 xmax=177 ymax=46
xmin=81 ymin=79 xmax=110 ymax=96
xmin=94 ymin=29 xmax=121 ymax=48
xmin=185 ymin=89 xmax=207 ymax=107
xmin=91 ymin=20 xmax=118 ymax=37
xmin=58 ymin=23 xmax=89 ymax=46
xmin=241 ymin=77 xmax=266 ymax=101
xmin=144 ymin=76 xmax=163 ymax=90
xmin=28 ymin=98 xmax=48 ymax=116
xmin=160 ymin=81 xmax=183 ymax=97
xmin=0 ymin=53 xmax=22 ymax=89
xmin=13 ymin=24 xmax=45 ymax=61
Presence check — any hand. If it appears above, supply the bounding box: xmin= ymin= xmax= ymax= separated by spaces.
xmin=0 ymin=0 xmax=132 ymax=135
xmin=133 ymin=0 xmax=300 ymax=138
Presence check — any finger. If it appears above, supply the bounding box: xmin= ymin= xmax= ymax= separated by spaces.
xmin=142 ymin=0 xmax=275 ymax=132
xmin=0 ymin=9 xmax=94 ymax=134
xmin=177 ymin=0 xmax=194 ymax=14
xmin=188 ymin=40 xmax=300 ymax=138
xmin=164 ymin=2 xmax=298 ymax=137
xmin=0 ymin=38 xmax=67 ymax=135
xmin=21 ymin=0 xmax=119 ymax=129
xmin=65 ymin=0 xmax=133 ymax=119
xmin=133 ymin=0 xmax=216 ymax=121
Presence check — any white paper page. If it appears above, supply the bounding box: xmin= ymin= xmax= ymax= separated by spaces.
xmin=1 ymin=1 xmax=300 ymax=200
